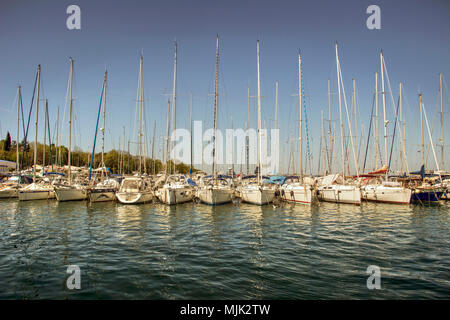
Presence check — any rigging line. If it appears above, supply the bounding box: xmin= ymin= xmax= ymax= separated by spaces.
xmin=388 ymin=95 xmax=400 ymax=169
xmin=21 ymin=69 xmax=38 ymax=169
xmin=362 ymin=93 xmax=376 ymax=173
xmin=301 ymin=62 xmax=312 ymax=176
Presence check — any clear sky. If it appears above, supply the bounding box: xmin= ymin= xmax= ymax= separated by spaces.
xmin=0 ymin=0 xmax=449 ymax=174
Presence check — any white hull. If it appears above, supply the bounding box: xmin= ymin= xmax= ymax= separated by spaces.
xmin=240 ymin=186 xmax=275 ymax=205
xmin=54 ymin=187 xmax=87 ymax=202
xmin=197 ymin=187 xmax=234 ymax=205
xmin=88 ymin=189 xmax=116 ymax=202
xmin=156 ymin=186 xmax=193 ymax=205
xmin=318 ymin=185 xmax=361 ymax=205
xmin=18 ymin=189 xmax=55 ymax=201
xmin=361 ymin=185 xmax=411 ymax=204
xmin=280 ymin=184 xmax=314 ymax=205
xmin=116 ymin=191 xmax=153 ymax=204
xmin=0 ymin=186 xmax=20 ymax=198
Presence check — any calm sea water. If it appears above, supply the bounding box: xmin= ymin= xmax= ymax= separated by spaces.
xmin=0 ymin=199 xmax=448 ymax=299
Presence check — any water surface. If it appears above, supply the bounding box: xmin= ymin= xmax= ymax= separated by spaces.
xmin=0 ymin=199 xmax=448 ymax=299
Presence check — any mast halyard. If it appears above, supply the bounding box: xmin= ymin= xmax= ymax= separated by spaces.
xmin=16 ymin=85 xmax=21 ymax=172
xmin=298 ymin=51 xmax=303 ymax=183
xmin=213 ymin=35 xmax=219 ymax=181
xmin=43 ymin=99 xmax=47 ymax=172
xmin=33 ymin=65 xmax=41 ymax=183
xmin=335 ymin=43 xmax=346 ymax=180
xmin=246 ymin=85 xmax=250 ymax=175
xmin=439 ymin=73 xmax=444 ymax=170
xmin=257 ymin=40 xmax=262 ymax=184
xmin=189 ymin=92 xmax=193 ymax=175
xmin=380 ymin=51 xmax=389 ymax=180
xmin=172 ymin=41 xmax=178 ymax=175
xmin=101 ymin=71 xmax=107 ymax=178
xmin=68 ymin=58 xmax=73 ymax=185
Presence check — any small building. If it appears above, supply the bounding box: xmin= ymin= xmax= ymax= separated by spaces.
xmin=0 ymin=160 xmax=16 ymax=173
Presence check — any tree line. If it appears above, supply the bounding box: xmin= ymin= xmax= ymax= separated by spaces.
xmin=0 ymin=131 xmax=194 ymax=174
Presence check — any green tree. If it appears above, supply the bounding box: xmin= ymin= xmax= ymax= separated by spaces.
xmin=3 ymin=132 xmax=11 ymax=151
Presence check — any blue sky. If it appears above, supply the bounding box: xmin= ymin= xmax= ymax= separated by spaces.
xmin=0 ymin=0 xmax=449 ymax=173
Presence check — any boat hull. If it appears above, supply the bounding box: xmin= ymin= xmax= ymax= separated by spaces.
xmin=156 ymin=187 xmax=193 ymax=205
xmin=0 ymin=187 xmax=19 ymax=199
xmin=18 ymin=189 xmax=56 ymax=201
xmin=88 ymin=188 xmax=117 ymax=202
xmin=240 ymin=187 xmax=275 ymax=205
xmin=411 ymin=190 xmax=444 ymax=203
xmin=280 ymin=184 xmax=314 ymax=205
xmin=318 ymin=185 xmax=361 ymax=205
xmin=116 ymin=191 xmax=153 ymax=204
xmin=54 ymin=188 xmax=87 ymax=202
xmin=197 ymin=187 xmax=234 ymax=205
xmin=361 ymin=185 xmax=411 ymax=204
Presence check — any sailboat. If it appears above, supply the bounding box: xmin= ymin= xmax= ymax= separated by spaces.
xmin=360 ymin=54 xmax=411 ymax=204
xmin=19 ymin=65 xmax=57 ymax=201
xmin=0 ymin=86 xmax=31 ymax=199
xmin=155 ymin=41 xmax=194 ymax=205
xmin=240 ymin=40 xmax=275 ymax=205
xmin=317 ymin=43 xmax=361 ymax=205
xmin=280 ymin=51 xmax=315 ymax=205
xmin=54 ymin=58 xmax=88 ymax=202
xmin=197 ymin=35 xmax=234 ymax=205
xmin=409 ymin=94 xmax=445 ymax=203
xmin=88 ymin=71 xmax=119 ymax=202
xmin=116 ymin=54 xmax=153 ymax=204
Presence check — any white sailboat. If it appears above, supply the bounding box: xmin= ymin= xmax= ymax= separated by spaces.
xmin=156 ymin=41 xmax=194 ymax=205
xmin=240 ymin=40 xmax=275 ymax=205
xmin=88 ymin=71 xmax=118 ymax=202
xmin=196 ymin=35 xmax=234 ymax=205
xmin=54 ymin=58 xmax=88 ymax=202
xmin=18 ymin=65 xmax=57 ymax=201
xmin=280 ymin=51 xmax=315 ymax=205
xmin=318 ymin=43 xmax=361 ymax=205
xmin=360 ymin=52 xmax=411 ymax=204
xmin=116 ymin=54 xmax=153 ymax=204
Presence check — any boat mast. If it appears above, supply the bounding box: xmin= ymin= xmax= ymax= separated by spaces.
xmin=274 ymin=80 xmax=279 ymax=175
xmin=298 ymin=51 xmax=303 ymax=183
xmin=419 ymin=93 xmax=425 ymax=171
xmin=68 ymin=59 xmax=73 ymax=185
xmin=101 ymin=71 xmax=107 ymax=177
xmin=152 ymin=120 xmax=156 ymax=175
xmin=399 ymin=82 xmax=404 ymax=173
xmin=213 ymin=35 xmax=219 ymax=181
xmin=33 ymin=65 xmax=41 ymax=183
xmin=138 ymin=56 xmax=143 ymax=174
xmin=172 ymin=41 xmax=178 ymax=175
xmin=165 ymin=99 xmax=171 ymax=173
xmin=189 ymin=92 xmax=193 ymax=175
xmin=380 ymin=51 xmax=388 ymax=180
xmin=327 ymin=78 xmax=333 ymax=173
xmin=335 ymin=43 xmax=345 ymax=179
xmin=257 ymin=40 xmax=262 ymax=184
xmin=352 ymin=78 xmax=358 ymax=167
xmin=439 ymin=73 xmax=444 ymax=170
xmin=16 ymin=85 xmax=21 ymax=172
xmin=374 ymin=72 xmax=379 ymax=170
xmin=55 ymin=106 xmax=59 ymax=167
xmin=246 ymin=85 xmax=250 ymax=175
xmin=43 ymin=99 xmax=47 ymax=172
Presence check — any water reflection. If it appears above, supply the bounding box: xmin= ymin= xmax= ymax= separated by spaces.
xmin=0 ymin=198 xmax=448 ymax=299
